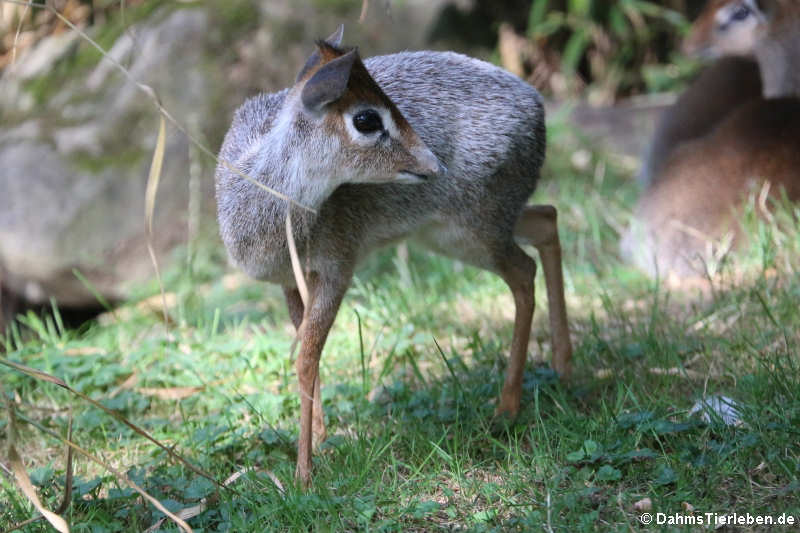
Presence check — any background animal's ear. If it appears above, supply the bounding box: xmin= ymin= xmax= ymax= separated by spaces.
xmin=301 ymin=49 xmax=357 ymax=112
xmin=295 ymin=25 xmax=345 ymax=83
xmin=325 ymin=24 xmax=344 ymax=47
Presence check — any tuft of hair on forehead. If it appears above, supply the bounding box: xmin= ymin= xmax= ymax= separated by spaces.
xmin=326 ymin=54 xmax=416 ymax=137
xmin=296 ymin=36 xmax=415 ymax=135
xmin=315 ymin=40 xmax=352 ymax=61
xmin=296 ymin=40 xmax=356 ymax=83
xmin=303 ymin=41 xmax=394 ymax=109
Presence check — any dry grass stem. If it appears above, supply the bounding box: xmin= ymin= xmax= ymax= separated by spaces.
xmin=0 ymin=357 xmax=224 ymax=490
xmin=14 ymin=409 xmax=194 ymax=533
xmin=0 ymin=0 xmax=314 ymax=214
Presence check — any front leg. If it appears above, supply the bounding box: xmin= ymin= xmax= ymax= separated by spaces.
xmin=284 ymin=287 xmax=327 ymax=448
xmin=494 ymin=244 xmax=536 ymax=416
xmin=292 ymin=273 xmax=350 ymax=487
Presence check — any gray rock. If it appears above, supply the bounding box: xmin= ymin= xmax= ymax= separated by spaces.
xmin=0 ymin=7 xmax=214 ymax=309
xmin=0 ymin=0 xmax=452 ymax=324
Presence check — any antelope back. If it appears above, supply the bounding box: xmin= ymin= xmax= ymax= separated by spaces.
xmin=625 ymin=97 xmax=800 ymax=278
xmin=640 ymin=55 xmax=762 ymax=186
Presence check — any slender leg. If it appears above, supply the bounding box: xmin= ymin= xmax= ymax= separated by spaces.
xmin=495 ymin=244 xmax=536 ymax=416
xmin=284 ymin=287 xmax=327 ymax=449
xmin=311 ymin=376 xmax=326 ymax=448
xmin=514 ymin=205 xmax=573 ymax=378
xmin=283 ymin=286 xmax=304 ymax=330
xmin=292 ymin=275 xmax=349 ymax=487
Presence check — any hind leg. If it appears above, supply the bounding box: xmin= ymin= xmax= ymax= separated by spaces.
xmin=514 ymin=205 xmax=573 ymax=377
xmin=414 ymin=221 xmax=537 ymax=416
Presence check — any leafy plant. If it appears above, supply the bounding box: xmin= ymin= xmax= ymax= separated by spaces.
xmin=503 ymin=0 xmax=699 ymax=101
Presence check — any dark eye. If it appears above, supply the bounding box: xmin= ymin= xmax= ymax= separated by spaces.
xmin=352 ymin=109 xmax=383 ymax=134
xmin=731 ymin=4 xmax=751 ymax=21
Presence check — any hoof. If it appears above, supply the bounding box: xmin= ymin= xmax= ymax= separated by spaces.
xmin=494 ymin=397 xmax=520 ymax=418
xmin=552 ymin=361 xmax=573 ymax=380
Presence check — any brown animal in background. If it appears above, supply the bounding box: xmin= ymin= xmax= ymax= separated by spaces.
xmin=215 ymin=27 xmax=572 ymax=485
xmin=683 ymin=0 xmax=768 ymax=58
xmin=638 ymin=56 xmax=762 ymax=187
xmin=623 ymin=0 xmax=800 ymax=279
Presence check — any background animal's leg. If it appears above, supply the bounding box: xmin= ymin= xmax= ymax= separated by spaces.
xmin=284 ymin=286 xmax=327 ymax=448
xmin=495 ymin=244 xmax=536 ymax=416
xmin=294 ymin=274 xmax=349 ymax=486
xmin=283 ymin=286 xmax=304 ymax=330
xmin=515 ymin=205 xmax=573 ymax=378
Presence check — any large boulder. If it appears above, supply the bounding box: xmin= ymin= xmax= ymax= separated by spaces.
xmin=0 ymin=6 xmax=218 ymax=308
xmin=0 ymin=0 xmax=447 ymax=324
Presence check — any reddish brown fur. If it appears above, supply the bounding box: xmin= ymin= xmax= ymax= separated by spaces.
xmin=627 ymin=0 xmax=800 ymax=279
xmin=303 ymin=42 xmax=414 ymax=134
xmin=684 ymin=0 xmax=734 ymax=55
xmin=766 ymin=0 xmax=800 ymax=28
xmin=635 ymin=99 xmax=800 ymax=276
xmin=301 ymin=42 xmax=425 ymax=178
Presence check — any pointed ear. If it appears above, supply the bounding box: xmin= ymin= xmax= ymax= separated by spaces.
xmin=296 ymin=49 xmax=322 ymax=84
xmin=295 ymin=25 xmax=345 ymax=83
xmin=326 ymin=24 xmax=344 ymax=47
xmin=301 ymin=49 xmax=357 ymax=111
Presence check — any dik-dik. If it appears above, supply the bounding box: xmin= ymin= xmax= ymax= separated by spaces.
xmin=623 ymin=0 xmax=800 ymax=279
xmin=215 ymin=27 xmax=573 ymax=485
xmin=638 ymin=0 xmax=766 ymax=187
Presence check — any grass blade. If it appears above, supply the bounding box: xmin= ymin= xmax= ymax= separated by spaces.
xmin=14 ymin=410 xmax=193 ymax=533
xmin=7 ymin=446 xmax=70 ymax=532
xmin=4 ymin=389 xmax=69 ymax=533
xmin=144 ymin=114 xmax=169 ymax=325
xmin=285 ymin=208 xmax=309 ymax=307
xmin=145 ymin=115 xmax=166 ymax=235
xmin=0 ymin=357 xmax=225 ymax=491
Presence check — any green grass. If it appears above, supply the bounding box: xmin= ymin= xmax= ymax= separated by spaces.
xmin=2 ymin=121 xmax=799 ymax=532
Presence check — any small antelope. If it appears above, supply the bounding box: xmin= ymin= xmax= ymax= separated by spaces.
xmin=215 ymin=27 xmax=573 ymax=485
xmin=638 ymin=56 xmax=762 ymax=187
xmin=683 ymin=0 xmax=768 ymax=58
xmin=623 ymin=0 xmax=800 ymax=279
xmin=639 ymin=0 xmax=766 ymax=187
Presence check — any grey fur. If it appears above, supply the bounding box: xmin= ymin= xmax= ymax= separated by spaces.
xmin=215 ymin=49 xmax=545 ymax=290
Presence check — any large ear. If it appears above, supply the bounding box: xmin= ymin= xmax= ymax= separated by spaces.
xmin=301 ymin=49 xmax=357 ymax=111
xmin=295 ymin=25 xmax=345 ymax=83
